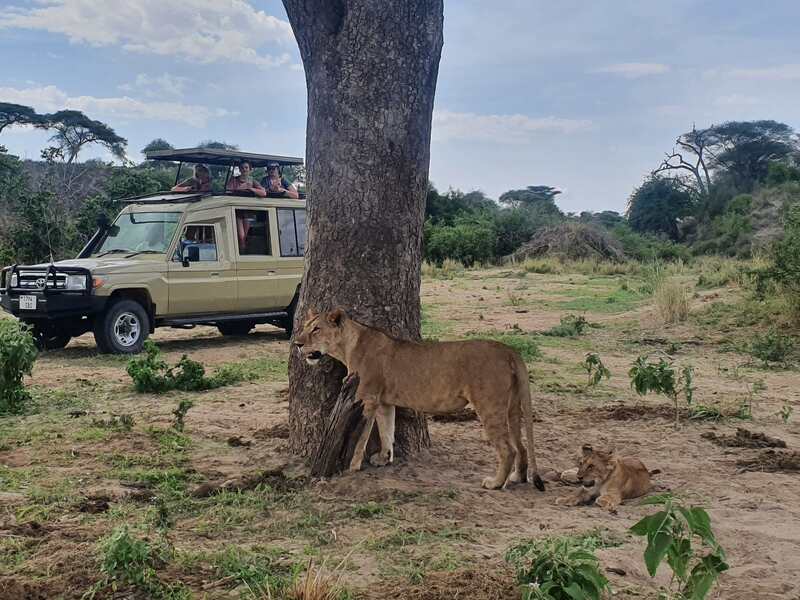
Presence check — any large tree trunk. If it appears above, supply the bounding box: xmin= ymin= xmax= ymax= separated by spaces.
xmin=283 ymin=0 xmax=444 ymax=473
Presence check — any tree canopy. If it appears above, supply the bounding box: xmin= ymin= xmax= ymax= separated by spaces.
xmin=627 ymin=176 xmax=694 ymax=240
xmin=44 ymin=110 xmax=127 ymax=164
xmin=0 ymin=102 xmax=46 ymax=134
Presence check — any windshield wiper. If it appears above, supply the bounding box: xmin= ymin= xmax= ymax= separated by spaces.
xmin=95 ymin=248 xmax=132 ymax=258
xmin=124 ymin=250 xmax=162 ymax=258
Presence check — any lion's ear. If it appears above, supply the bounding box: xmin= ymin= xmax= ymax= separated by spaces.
xmin=327 ymin=307 xmax=346 ymax=326
xmin=581 ymin=444 xmax=594 ymax=457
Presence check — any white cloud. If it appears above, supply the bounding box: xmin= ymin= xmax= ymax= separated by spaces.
xmin=119 ymin=73 xmax=191 ymax=97
xmin=0 ymin=0 xmax=294 ymax=68
xmin=593 ymin=62 xmax=671 ymax=78
xmin=714 ymin=94 xmax=762 ymax=107
xmin=432 ymin=110 xmax=590 ymax=143
xmin=725 ymin=64 xmax=800 ymax=81
xmin=0 ymin=85 xmax=232 ymax=127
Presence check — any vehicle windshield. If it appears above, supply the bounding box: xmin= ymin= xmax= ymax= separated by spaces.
xmin=95 ymin=212 xmax=181 ymax=256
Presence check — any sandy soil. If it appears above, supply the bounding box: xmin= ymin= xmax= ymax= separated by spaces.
xmin=1 ymin=268 xmax=799 ymax=599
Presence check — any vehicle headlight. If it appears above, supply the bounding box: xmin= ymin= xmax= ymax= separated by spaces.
xmin=65 ymin=274 xmax=88 ymax=290
xmin=10 ymin=273 xmax=18 ymax=287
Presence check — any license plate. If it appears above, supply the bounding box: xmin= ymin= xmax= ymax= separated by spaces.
xmin=19 ymin=295 xmax=37 ymax=310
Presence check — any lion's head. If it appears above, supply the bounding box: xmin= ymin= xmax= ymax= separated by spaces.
xmin=576 ymin=445 xmax=616 ymax=486
xmin=294 ymin=308 xmax=348 ymax=365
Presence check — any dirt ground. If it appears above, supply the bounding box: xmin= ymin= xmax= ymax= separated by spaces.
xmin=1 ymin=266 xmax=799 ymax=599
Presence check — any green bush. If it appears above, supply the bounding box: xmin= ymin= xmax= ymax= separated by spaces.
xmin=749 ymin=328 xmax=795 ymax=367
xmin=126 ymin=340 xmax=254 ymax=394
xmin=506 ymin=535 xmax=610 ymax=600
xmin=542 ymin=314 xmax=590 ymax=337
xmin=424 ymin=215 xmax=497 ymax=266
xmin=630 ymin=494 xmax=728 ymax=600
xmin=467 ymin=330 xmax=541 ymax=362
xmin=755 ymin=203 xmax=800 ymax=319
xmin=0 ymin=320 xmax=38 ymax=414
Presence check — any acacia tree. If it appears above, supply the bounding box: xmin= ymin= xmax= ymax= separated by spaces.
xmin=0 ymin=102 xmax=46 ymax=134
xmin=283 ymin=0 xmax=444 ymax=474
xmin=43 ymin=110 xmax=127 ymax=164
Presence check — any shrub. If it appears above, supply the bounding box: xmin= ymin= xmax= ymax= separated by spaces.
xmin=0 ymin=320 xmax=38 ymax=414
xmin=468 ymin=330 xmax=541 ymax=362
xmin=749 ymin=328 xmax=795 ymax=367
xmin=581 ymin=353 xmax=610 ymax=387
xmin=755 ymin=203 xmax=800 ymax=320
xmin=542 ymin=314 xmax=590 ymax=337
xmin=630 ymin=494 xmax=728 ymax=600
xmin=424 ymin=215 xmax=497 ymax=266
xmin=126 ymin=340 xmax=254 ymax=394
xmin=654 ymin=278 xmax=690 ymax=324
xmin=629 ymin=357 xmax=694 ymax=427
xmin=505 ymin=535 xmax=610 ymax=600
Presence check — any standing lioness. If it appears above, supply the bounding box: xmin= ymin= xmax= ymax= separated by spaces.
xmin=294 ymin=308 xmax=545 ymax=491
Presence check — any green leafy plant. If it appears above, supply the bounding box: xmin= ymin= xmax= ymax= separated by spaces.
xmin=543 ymin=314 xmax=590 ymax=337
xmin=629 ymin=356 xmax=695 ymax=427
xmin=126 ymin=340 xmax=253 ymax=394
xmin=581 ymin=353 xmax=611 ymax=387
xmin=749 ymin=328 xmax=795 ymax=368
xmin=0 ymin=320 xmax=38 ymax=414
xmin=778 ymin=404 xmax=793 ymax=424
xmin=630 ymin=495 xmax=728 ymax=600
xmin=505 ymin=535 xmax=610 ymax=600
xmin=171 ymin=399 xmax=194 ymax=432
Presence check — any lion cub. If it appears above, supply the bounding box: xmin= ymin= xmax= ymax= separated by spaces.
xmin=555 ymin=445 xmax=659 ymax=511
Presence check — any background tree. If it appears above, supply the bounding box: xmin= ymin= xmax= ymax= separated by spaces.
xmin=500 ymin=185 xmax=562 ymax=212
xmin=141 ymin=138 xmax=174 ymax=154
xmin=42 ymin=110 xmax=127 ymax=164
xmin=0 ymin=102 xmax=45 ymax=134
xmin=627 ymin=176 xmax=694 ymax=240
xmin=283 ymin=0 xmax=444 ymax=474
xmin=654 ymin=125 xmax=713 ymax=197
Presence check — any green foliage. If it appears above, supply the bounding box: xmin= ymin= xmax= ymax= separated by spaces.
xmin=629 ymin=357 xmax=695 ymax=426
xmin=778 ymin=404 xmax=793 ymax=424
xmin=611 ymin=224 xmax=690 ymax=262
xmin=581 ymin=353 xmax=610 ymax=387
xmin=542 ymin=314 xmax=590 ymax=337
xmin=171 ymin=399 xmax=194 ymax=432
xmin=630 ymin=495 xmax=728 ymax=600
xmin=754 ymin=203 xmax=800 ymax=319
xmin=126 ymin=340 xmax=256 ymax=394
xmin=505 ymin=535 xmax=610 ymax=600
xmin=627 ymin=176 xmax=694 ymax=240
xmin=0 ymin=320 xmax=38 ymax=414
xmin=749 ymin=328 xmax=795 ymax=368
xmin=424 ymin=213 xmax=497 ymax=266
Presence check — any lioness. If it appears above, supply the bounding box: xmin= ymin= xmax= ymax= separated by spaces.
xmin=555 ymin=445 xmax=659 ymax=510
xmin=294 ymin=308 xmax=544 ymax=491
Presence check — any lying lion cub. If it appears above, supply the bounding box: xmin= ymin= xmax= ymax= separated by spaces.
xmin=295 ymin=308 xmax=545 ymax=491
xmin=555 ymin=445 xmax=659 ymax=511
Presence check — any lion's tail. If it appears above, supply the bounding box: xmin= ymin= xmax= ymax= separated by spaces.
xmin=514 ymin=357 xmax=544 ymax=491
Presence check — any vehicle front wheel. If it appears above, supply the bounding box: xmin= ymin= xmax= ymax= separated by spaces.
xmin=93 ymin=299 xmax=149 ymax=354
xmin=217 ymin=321 xmax=254 ymax=336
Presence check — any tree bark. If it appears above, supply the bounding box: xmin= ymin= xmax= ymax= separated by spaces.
xmin=283 ymin=0 xmax=444 ymax=473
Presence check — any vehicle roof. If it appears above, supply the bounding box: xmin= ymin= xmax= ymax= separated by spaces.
xmin=121 ymin=194 xmax=306 ymax=213
xmin=145 ymin=147 xmax=304 ymax=167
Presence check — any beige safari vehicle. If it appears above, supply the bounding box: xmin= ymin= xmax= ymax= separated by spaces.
xmin=0 ymin=148 xmax=306 ymax=353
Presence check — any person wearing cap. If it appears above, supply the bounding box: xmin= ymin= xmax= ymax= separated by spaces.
xmin=261 ymin=162 xmax=299 ymax=199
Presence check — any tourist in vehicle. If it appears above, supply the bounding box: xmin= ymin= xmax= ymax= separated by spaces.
xmin=227 ymin=161 xmax=266 ymax=197
xmin=261 ymin=162 xmax=300 ymax=199
xmin=171 ymin=164 xmax=211 ymax=193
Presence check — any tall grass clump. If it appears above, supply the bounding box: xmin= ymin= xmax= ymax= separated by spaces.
xmin=654 ymin=278 xmax=690 ymax=324
xmin=0 ymin=319 xmax=38 ymax=414
xmin=421 ymin=258 xmax=466 ymax=279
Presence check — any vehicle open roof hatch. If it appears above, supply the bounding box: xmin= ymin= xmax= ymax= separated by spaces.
xmin=145 ymin=147 xmax=304 ymax=168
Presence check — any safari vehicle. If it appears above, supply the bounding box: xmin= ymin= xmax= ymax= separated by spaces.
xmin=0 ymin=148 xmax=306 ymax=353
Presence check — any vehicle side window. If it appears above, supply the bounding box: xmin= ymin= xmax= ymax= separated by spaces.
xmin=236 ymin=210 xmax=271 ymax=255
xmin=176 ymin=224 xmax=218 ymax=261
xmin=277 ymin=208 xmax=306 ymax=257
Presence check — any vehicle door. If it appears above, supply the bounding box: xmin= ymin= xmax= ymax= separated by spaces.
xmin=167 ymin=220 xmax=237 ymax=315
xmin=234 ymin=207 xmax=288 ymax=311
xmin=274 ymin=207 xmax=306 ymax=304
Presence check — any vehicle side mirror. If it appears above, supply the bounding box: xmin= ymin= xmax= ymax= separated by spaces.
xmin=182 ymin=245 xmax=200 ymax=267
xmin=96 ymin=214 xmax=110 ymax=230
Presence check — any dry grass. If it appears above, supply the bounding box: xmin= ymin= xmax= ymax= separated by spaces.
xmin=421 ymin=259 xmax=466 ymax=279
xmin=281 ymin=560 xmax=347 ymax=600
xmin=654 ymin=277 xmax=690 ymax=323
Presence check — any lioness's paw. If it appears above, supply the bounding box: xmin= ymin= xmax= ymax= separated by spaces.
xmin=481 ymin=477 xmax=504 ymax=490
xmin=348 ymin=459 xmax=364 ymax=473
xmin=369 ymin=450 xmax=392 ymax=467
xmin=555 ymin=494 xmax=578 ymax=506
xmin=508 ymin=470 xmax=528 ymax=484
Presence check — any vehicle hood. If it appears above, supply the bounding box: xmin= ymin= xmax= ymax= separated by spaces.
xmin=25 ymin=256 xmax=167 ymax=274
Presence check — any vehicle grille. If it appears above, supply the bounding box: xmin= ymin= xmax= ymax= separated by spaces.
xmin=15 ymin=270 xmax=67 ymax=290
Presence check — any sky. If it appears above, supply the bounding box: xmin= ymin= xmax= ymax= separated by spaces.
xmin=1 ymin=0 xmax=800 ymax=214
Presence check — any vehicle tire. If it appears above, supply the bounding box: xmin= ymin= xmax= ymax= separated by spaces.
xmin=217 ymin=321 xmax=254 ymax=336
xmin=282 ymin=291 xmax=299 ymax=338
xmin=93 ymin=299 xmax=149 ymax=354
xmin=31 ymin=329 xmax=71 ymax=351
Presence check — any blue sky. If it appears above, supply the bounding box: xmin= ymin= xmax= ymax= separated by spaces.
xmin=2 ymin=0 xmax=800 ymax=213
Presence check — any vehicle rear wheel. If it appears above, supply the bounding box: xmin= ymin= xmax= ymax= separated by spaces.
xmin=217 ymin=321 xmax=254 ymax=336
xmin=283 ymin=290 xmax=299 ymax=338
xmin=94 ymin=299 xmax=149 ymax=354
